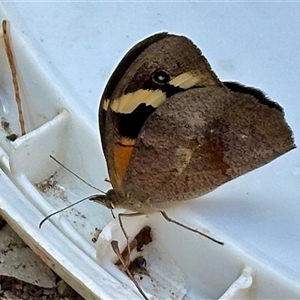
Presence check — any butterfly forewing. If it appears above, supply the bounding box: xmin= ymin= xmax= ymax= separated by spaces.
xmin=99 ymin=33 xmax=222 ymax=193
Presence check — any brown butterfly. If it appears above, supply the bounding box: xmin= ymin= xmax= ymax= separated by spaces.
xmin=94 ymin=32 xmax=295 ymax=219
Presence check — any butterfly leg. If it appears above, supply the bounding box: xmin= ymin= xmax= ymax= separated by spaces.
xmin=117 ymin=212 xmax=146 ymax=264
xmin=160 ymin=211 xmax=224 ymax=245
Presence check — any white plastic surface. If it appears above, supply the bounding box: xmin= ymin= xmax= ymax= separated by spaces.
xmin=0 ymin=3 xmax=300 ymax=300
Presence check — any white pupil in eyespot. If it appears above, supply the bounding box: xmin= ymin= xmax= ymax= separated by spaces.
xmin=158 ymin=74 xmax=165 ymax=81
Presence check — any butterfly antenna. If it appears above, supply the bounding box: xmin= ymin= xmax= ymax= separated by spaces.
xmin=49 ymin=155 xmax=105 ymax=194
xmin=39 ymin=195 xmax=92 ymax=228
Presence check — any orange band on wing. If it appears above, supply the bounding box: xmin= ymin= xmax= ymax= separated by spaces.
xmin=113 ymin=137 xmax=135 ymax=180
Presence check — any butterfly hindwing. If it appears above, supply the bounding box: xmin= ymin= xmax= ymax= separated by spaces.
xmin=120 ymin=85 xmax=295 ymax=211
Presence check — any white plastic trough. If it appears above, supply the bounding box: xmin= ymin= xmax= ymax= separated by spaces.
xmin=0 ymin=3 xmax=300 ymax=300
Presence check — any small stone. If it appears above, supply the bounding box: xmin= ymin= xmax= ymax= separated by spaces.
xmin=43 ymin=287 xmax=57 ymax=295
xmin=15 ymin=283 xmax=23 ymax=290
xmin=57 ymin=280 xmax=72 ymax=297
xmin=4 ymin=291 xmax=19 ymax=300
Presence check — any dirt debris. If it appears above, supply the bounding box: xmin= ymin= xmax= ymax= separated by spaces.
xmin=0 ymin=275 xmax=84 ymax=300
xmin=0 ymin=216 xmax=84 ymax=300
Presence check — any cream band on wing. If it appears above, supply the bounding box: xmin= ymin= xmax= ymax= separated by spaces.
xmin=170 ymin=72 xmax=200 ymax=89
xmin=102 ymin=98 xmax=110 ymax=111
xmin=105 ymin=72 xmax=211 ymax=114
xmin=170 ymin=71 xmax=218 ymax=89
xmin=118 ymin=136 xmax=136 ymax=146
xmin=110 ymin=89 xmax=165 ymax=114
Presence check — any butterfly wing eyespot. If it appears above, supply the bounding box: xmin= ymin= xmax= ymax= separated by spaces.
xmin=152 ymin=70 xmax=170 ymax=85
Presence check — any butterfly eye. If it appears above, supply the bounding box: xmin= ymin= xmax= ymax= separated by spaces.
xmin=152 ymin=70 xmax=170 ymax=84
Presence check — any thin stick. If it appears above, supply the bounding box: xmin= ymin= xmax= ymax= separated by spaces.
xmin=111 ymin=240 xmax=149 ymax=300
xmin=161 ymin=211 xmax=224 ymax=245
xmin=115 ymin=226 xmax=152 ymax=267
xmin=2 ymin=20 xmax=25 ymax=136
